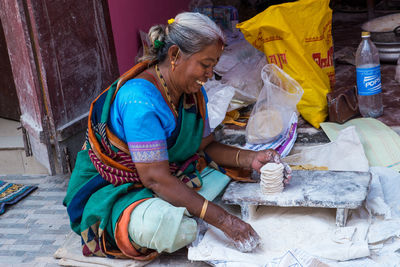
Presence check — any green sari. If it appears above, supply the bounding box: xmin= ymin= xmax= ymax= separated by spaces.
xmin=64 ymin=61 xmax=213 ymax=260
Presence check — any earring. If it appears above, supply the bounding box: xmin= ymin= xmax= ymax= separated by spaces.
xmin=171 ymin=49 xmax=180 ymax=71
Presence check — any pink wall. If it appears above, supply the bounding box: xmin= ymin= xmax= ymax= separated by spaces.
xmin=107 ymin=0 xmax=191 ymax=75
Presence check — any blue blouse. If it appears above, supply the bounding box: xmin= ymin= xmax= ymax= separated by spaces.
xmin=108 ymin=78 xmax=211 ymax=163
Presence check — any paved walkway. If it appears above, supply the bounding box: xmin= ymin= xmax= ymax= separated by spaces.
xmin=0 ymin=174 xmax=207 ymax=267
xmin=0 ymin=175 xmax=68 ymax=266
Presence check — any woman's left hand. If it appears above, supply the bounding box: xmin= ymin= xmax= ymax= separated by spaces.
xmin=250 ymin=149 xmax=292 ymax=184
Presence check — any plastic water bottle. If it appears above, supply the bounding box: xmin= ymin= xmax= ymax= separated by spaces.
xmin=355 ymin=31 xmax=383 ymax=118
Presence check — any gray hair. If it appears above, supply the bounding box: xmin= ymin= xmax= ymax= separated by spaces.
xmin=138 ymin=12 xmax=225 ymax=63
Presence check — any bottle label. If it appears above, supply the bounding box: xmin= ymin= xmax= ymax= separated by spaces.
xmin=356 ymin=66 xmax=382 ymax=96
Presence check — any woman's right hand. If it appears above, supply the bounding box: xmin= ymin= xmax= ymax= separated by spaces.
xmin=219 ymin=213 xmax=261 ymax=252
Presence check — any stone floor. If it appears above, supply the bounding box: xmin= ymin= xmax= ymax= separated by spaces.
xmin=0 ymin=174 xmax=69 ymax=267
xmin=0 ymin=174 xmax=208 ymax=267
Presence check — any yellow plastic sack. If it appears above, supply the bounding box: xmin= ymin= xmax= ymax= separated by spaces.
xmin=237 ymin=0 xmax=334 ymax=128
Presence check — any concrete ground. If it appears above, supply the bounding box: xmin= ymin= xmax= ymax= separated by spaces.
xmin=0 ymin=174 xmax=209 ymax=267
xmin=0 ymin=174 xmax=68 ymax=267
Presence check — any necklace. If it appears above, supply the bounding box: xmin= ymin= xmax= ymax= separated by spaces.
xmin=155 ymin=64 xmax=178 ymax=117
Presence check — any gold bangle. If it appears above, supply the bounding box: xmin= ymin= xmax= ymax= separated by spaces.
xmin=199 ymin=199 xmax=208 ymax=220
xmin=235 ymin=149 xmax=241 ymax=167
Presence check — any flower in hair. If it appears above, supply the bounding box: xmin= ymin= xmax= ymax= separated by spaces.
xmin=168 ymin=18 xmax=175 ymax=24
xmin=154 ymin=39 xmax=164 ymax=50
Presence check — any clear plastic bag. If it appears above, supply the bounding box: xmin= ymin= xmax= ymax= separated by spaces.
xmin=204 ymin=80 xmax=236 ymax=130
xmin=246 ymin=64 xmax=303 ymax=144
xmin=221 ymin=51 xmax=267 ymax=111
xmin=215 ymin=37 xmax=261 ymax=76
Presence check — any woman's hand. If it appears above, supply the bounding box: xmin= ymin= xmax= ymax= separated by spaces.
xmin=202 ymin=139 xmax=292 ymax=183
xmin=136 ymin=160 xmax=260 ymax=252
xmin=219 ymin=213 xmax=261 ymax=252
xmin=250 ymin=149 xmax=292 ymax=184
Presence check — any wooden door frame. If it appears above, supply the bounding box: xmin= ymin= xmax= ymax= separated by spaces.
xmin=0 ymin=0 xmax=119 ymax=174
xmin=0 ymin=0 xmax=55 ymax=174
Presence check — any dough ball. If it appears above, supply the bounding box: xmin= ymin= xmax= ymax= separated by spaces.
xmin=247 ymin=109 xmax=283 ymax=142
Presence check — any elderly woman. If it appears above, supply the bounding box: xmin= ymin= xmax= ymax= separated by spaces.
xmin=64 ymin=12 xmax=290 ymax=260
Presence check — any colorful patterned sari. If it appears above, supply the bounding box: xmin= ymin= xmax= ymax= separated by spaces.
xmin=63 ymin=61 xmax=212 ymax=260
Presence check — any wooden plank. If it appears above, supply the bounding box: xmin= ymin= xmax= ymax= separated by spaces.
xmin=24 ymin=0 xmax=119 ymax=172
xmin=0 ymin=0 xmax=45 ymax=134
xmin=26 ymin=0 xmax=119 ymax=133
